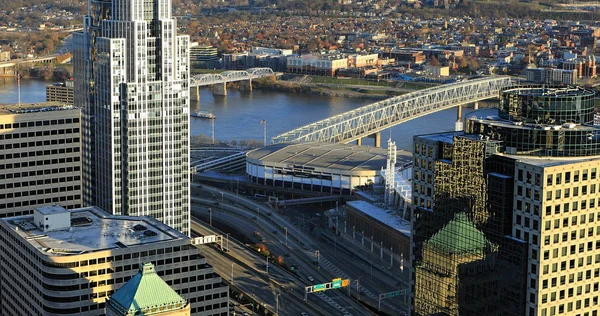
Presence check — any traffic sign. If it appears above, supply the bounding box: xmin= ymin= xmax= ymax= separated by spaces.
xmin=332 ymin=278 xmax=342 ymax=289
xmin=341 ymin=279 xmax=350 ymax=287
xmin=313 ymin=284 xmax=326 ymax=292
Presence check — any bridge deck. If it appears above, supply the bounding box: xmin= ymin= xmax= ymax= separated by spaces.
xmin=272 ymin=76 xmax=516 ymax=144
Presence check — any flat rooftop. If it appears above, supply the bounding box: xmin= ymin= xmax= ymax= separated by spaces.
xmin=0 ymin=101 xmax=76 ymax=115
xmin=2 ymin=207 xmax=185 ymax=256
xmin=347 ymin=200 xmax=410 ymax=237
xmin=500 ymin=153 xmax=600 ymax=168
xmin=247 ymin=142 xmax=412 ymax=173
xmin=417 ymin=131 xmax=462 ymax=144
xmin=470 ymin=116 xmax=600 ymax=132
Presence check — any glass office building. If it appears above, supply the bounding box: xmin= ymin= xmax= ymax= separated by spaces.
xmin=412 ymin=87 xmax=600 ymax=316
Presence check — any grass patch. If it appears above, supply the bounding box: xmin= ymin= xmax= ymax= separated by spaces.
xmin=310 ymin=76 xmax=397 ymax=87
xmin=191 ymin=68 xmax=225 ymax=74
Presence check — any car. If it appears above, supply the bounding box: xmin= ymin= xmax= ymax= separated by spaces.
xmin=301 ymin=312 xmax=309 ymax=316
xmin=272 ymin=230 xmax=278 ymax=234
xmin=252 ymin=216 xmax=257 ymax=220
xmin=307 ymin=276 xmax=314 ymax=282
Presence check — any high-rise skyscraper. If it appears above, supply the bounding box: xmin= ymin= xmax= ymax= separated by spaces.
xmin=411 ymin=86 xmax=600 ymax=316
xmin=72 ymin=0 xmax=191 ymax=235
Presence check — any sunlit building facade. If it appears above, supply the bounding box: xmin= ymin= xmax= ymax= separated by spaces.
xmin=72 ymin=0 xmax=191 ymax=235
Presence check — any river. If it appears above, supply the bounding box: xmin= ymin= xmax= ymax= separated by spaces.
xmin=0 ymin=78 xmax=494 ymax=151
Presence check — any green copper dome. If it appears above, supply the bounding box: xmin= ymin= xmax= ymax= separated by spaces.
xmin=427 ymin=212 xmax=488 ymax=256
xmin=108 ymin=263 xmax=187 ymax=315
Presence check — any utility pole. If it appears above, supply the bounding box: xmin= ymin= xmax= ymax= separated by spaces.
xmin=315 ymin=250 xmax=320 ymax=269
xmin=266 ymin=256 xmax=269 ymax=274
xmin=211 ymin=115 xmax=215 ymax=145
xmin=284 ymin=227 xmax=288 ymax=247
xmin=226 ymin=233 xmax=230 ymax=252
xmin=261 ymin=119 xmax=267 ymax=146
xmin=208 ymin=208 xmax=212 ymax=226
xmin=334 ymin=236 xmax=337 ymax=256
xmin=231 ymin=263 xmax=234 ymax=284
xmin=276 ymin=294 xmax=280 ymax=316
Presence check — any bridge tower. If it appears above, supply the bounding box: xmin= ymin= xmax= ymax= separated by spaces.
xmin=239 ymin=79 xmax=252 ymax=92
xmin=212 ymin=82 xmax=227 ymax=96
xmin=191 ymin=86 xmax=200 ymax=101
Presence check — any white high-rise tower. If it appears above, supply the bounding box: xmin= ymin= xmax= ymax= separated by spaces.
xmin=73 ymin=0 xmax=191 ymax=235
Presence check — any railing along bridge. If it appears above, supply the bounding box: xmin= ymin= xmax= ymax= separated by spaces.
xmin=271 ymin=76 xmax=516 ymax=144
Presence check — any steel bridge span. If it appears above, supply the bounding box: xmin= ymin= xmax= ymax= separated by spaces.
xmin=190 ymin=67 xmax=274 ymax=87
xmin=271 ymin=76 xmax=516 ymax=144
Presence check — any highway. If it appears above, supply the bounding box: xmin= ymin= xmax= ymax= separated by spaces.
xmin=191 ymin=204 xmax=373 ymax=316
xmin=191 ymin=218 xmax=318 ymax=316
xmin=191 ymin=183 xmax=408 ymax=315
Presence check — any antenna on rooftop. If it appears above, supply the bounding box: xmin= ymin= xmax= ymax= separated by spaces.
xmin=17 ymin=72 xmax=21 ymax=107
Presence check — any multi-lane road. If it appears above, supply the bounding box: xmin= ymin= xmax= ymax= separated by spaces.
xmin=191 ymin=183 xmax=409 ymax=315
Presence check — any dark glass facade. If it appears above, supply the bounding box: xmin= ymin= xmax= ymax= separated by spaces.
xmin=412 ymin=135 xmax=528 ymax=316
xmin=467 ymin=119 xmax=600 ymax=157
xmin=465 ymin=87 xmax=600 ymax=157
xmin=412 ymin=86 xmax=600 ymax=316
xmin=499 ymin=87 xmax=595 ymax=125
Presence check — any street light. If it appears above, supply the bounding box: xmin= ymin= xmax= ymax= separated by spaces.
xmin=226 ymin=233 xmax=230 ymax=252
xmin=231 ymin=262 xmax=234 ymax=284
xmin=266 ymin=256 xmax=269 ymax=274
xmin=221 ymin=192 xmax=224 ymax=202
xmin=211 ymin=115 xmax=215 ymax=145
xmin=284 ymin=227 xmax=288 ymax=247
xmin=260 ymin=119 xmax=267 ymax=146
xmin=276 ymin=293 xmax=281 ymax=316
xmin=256 ymin=207 xmax=260 ymax=227
xmin=208 ymin=208 xmax=212 ymax=226
xmin=315 ymin=250 xmax=320 ymax=270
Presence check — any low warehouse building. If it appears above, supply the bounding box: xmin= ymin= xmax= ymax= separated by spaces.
xmin=246 ymin=142 xmax=412 ymax=195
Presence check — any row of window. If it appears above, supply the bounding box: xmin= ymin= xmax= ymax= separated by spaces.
xmin=42 ymin=245 xmax=198 ymax=269
xmin=0 ymin=197 xmax=81 ymax=210
xmin=0 ymin=128 xmax=80 ymax=140
xmin=0 ymin=137 xmax=80 ymax=150
xmin=0 ymin=175 xmax=80 ymax=190
xmin=0 ymin=147 xmax=80 ymax=160
xmin=545 ymin=184 xmax=598 ymax=201
xmin=546 ymin=168 xmax=598 ymax=186
xmin=0 ymin=165 xmax=81 ymax=180
xmin=0 ymin=185 xmax=80 ymax=199
xmin=0 ymin=117 xmax=79 ymax=130
xmin=545 ymin=212 xmax=600 ymax=231
xmin=544 ymin=232 xmax=600 ymax=249
xmin=541 ymin=296 xmax=598 ymax=316
xmin=0 ymin=157 xmax=80 ymax=170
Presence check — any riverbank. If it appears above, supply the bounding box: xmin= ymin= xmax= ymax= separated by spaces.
xmin=250 ymin=77 xmax=395 ymax=100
